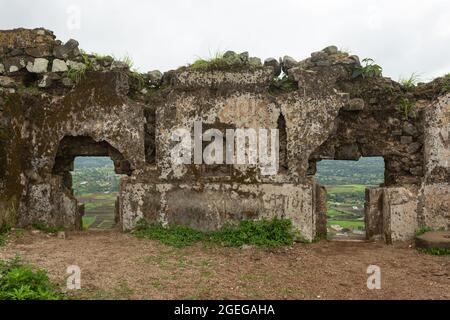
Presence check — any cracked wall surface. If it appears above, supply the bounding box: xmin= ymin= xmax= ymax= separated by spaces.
xmin=0 ymin=28 xmax=449 ymax=242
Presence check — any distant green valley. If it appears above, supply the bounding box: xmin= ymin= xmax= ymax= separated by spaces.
xmin=72 ymin=156 xmax=385 ymax=235
xmin=316 ymin=157 xmax=385 ymax=237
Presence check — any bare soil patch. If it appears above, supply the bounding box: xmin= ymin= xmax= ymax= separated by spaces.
xmin=0 ymin=230 xmax=448 ymax=300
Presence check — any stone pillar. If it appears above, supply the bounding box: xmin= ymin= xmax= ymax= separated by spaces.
xmin=420 ymin=94 xmax=450 ymax=231
xmin=17 ymin=176 xmax=80 ymax=230
xmin=420 ymin=184 xmax=450 ymax=230
xmin=364 ymin=187 xmax=384 ymax=240
xmin=382 ymin=187 xmax=418 ymax=243
xmin=314 ymin=184 xmax=327 ymax=238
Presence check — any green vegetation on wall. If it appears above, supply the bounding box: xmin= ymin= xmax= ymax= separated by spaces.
xmin=398 ymin=97 xmax=416 ymax=120
xmin=441 ymin=73 xmax=450 ymax=95
xmin=269 ymin=74 xmax=298 ymax=93
xmin=183 ymin=51 xmax=262 ymax=72
xmin=352 ymin=58 xmax=383 ymax=79
xmin=399 ymin=73 xmax=420 ymax=90
xmin=132 ymin=217 xmax=296 ymax=248
xmin=187 ymin=52 xmax=227 ymax=71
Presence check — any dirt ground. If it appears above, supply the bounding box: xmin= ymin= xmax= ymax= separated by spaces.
xmin=0 ymin=229 xmax=448 ymax=300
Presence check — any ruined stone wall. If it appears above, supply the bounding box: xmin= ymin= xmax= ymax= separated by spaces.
xmin=420 ymin=94 xmax=450 ymax=230
xmin=1 ymin=28 xmax=448 ymax=242
xmin=0 ymin=29 xmax=146 ymax=229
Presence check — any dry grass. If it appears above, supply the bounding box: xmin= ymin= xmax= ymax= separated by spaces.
xmin=0 ymin=230 xmax=448 ymax=300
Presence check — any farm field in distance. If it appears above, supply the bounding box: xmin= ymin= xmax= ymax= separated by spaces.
xmin=79 ymin=193 xmax=117 ymax=229
xmin=72 ymin=157 xmax=122 ymax=230
xmin=316 ymin=158 xmax=385 ymax=237
xmin=73 ymin=157 xmax=385 ymax=235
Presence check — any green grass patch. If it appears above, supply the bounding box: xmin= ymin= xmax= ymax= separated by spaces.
xmin=82 ymin=216 xmax=96 ymax=230
xmin=417 ymin=247 xmax=450 ymax=256
xmin=78 ymin=193 xmax=117 ymax=201
xmin=325 ymin=184 xmax=367 ymax=206
xmin=83 ymin=202 xmax=114 ymax=210
xmin=32 ymin=223 xmax=64 ymax=234
xmin=186 ymin=52 xmax=230 ymax=71
xmin=209 ymin=218 xmax=295 ymax=247
xmin=83 ymin=202 xmax=101 ymax=209
xmin=66 ymin=67 xmax=86 ymax=84
xmin=415 ymin=227 xmax=433 ymax=237
xmin=189 ymin=58 xmax=221 ymax=71
xmin=184 ymin=51 xmax=262 ymax=72
xmin=0 ymin=234 xmax=7 ymax=246
xmin=132 ymin=218 xmax=296 ymax=248
xmin=120 ymin=54 xmax=134 ymax=69
xmin=133 ymin=220 xmax=205 ymax=248
xmin=326 ymin=206 xmax=358 ymax=218
xmin=0 ymin=225 xmax=10 ymax=246
xmin=129 ymin=71 xmax=147 ymax=93
xmin=326 ymin=207 xmax=343 ymax=217
xmin=327 ymin=219 xmax=364 ymax=229
xmin=0 ymin=256 xmax=63 ymax=300
xmin=326 ymin=184 xmax=367 ymax=194
xmin=95 ymin=194 xmax=117 ymax=200
xmin=399 ymin=73 xmax=420 ymax=90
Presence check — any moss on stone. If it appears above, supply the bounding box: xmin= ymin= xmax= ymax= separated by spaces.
xmin=440 ymin=73 xmax=450 ymax=95
xmin=269 ymin=75 xmax=298 ymax=94
xmin=181 ymin=52 xmax=263 ymax=72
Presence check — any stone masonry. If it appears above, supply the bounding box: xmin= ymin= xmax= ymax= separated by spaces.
xmin=0 ymin=29 xmax=448 ymax=243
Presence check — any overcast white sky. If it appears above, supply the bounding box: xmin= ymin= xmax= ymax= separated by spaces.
xmin=1 ymin=0 xmax=449 ymax=81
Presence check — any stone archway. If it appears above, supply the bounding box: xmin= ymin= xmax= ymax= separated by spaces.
xmin=51 ymin=135 xmax=132 ymax=230
xmin=315 ymin=157 xmax=385 ymax=240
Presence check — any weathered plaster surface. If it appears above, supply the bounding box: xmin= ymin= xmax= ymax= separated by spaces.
xmin=120 ymin=180 xmax=317 ymax=241
xmin=419 ymin=94 xmax=450 ymax=230
xmin=382 ymin=187 xmax=419 ymax=243
xmin=1 ymin=29 xmax=448 ymax=243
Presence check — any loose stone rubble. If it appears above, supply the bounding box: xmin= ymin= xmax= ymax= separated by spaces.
xmin=0 ymin=28 xmax=448 ymax=243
